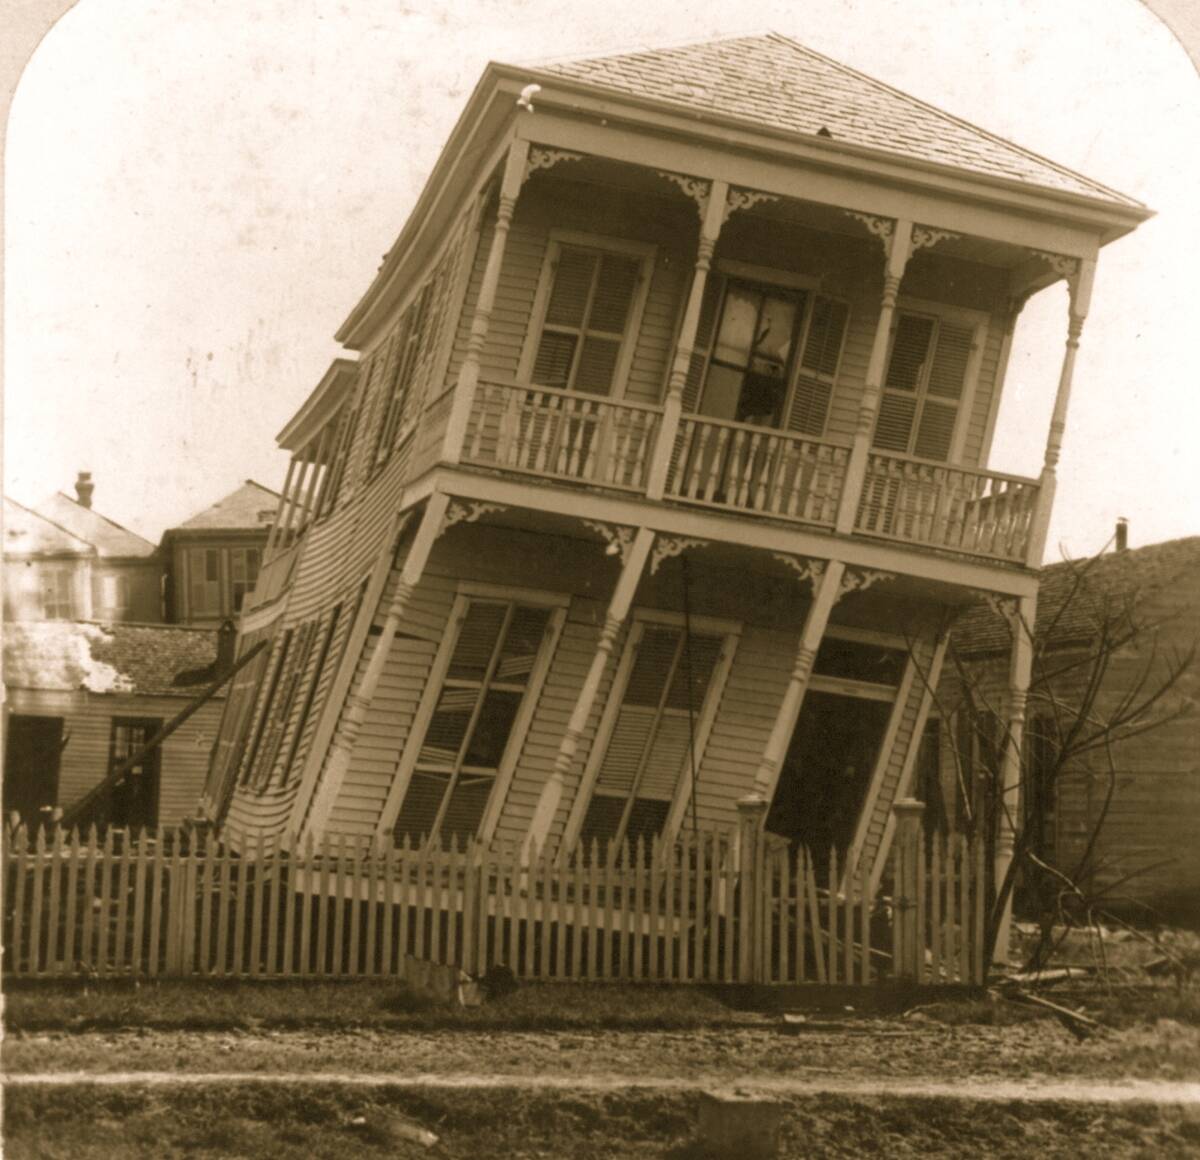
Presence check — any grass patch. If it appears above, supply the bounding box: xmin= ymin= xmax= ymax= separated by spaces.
xmin=3 ymin=978 xmax=748 ymax=1034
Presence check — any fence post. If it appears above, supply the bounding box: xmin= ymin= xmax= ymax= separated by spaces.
xmin=736 ymin=794 xmax=768 ymax=984
xmin=891 ymin=799 xmax=925 ymax=982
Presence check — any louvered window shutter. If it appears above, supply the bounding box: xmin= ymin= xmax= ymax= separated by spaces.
xmin=531 ymin=246 xmax=640 ymax=396
xmin=787 ymin=295 xmax=849 ymax=436
xmin=681 ymin=275 xmax=725 ymax=413
xmin=912 ymin=321 xmax=972 ymax=460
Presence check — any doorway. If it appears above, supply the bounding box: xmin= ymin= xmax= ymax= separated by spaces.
xmin=3 ymin=715 xmax=64 ymax=827
xmin=107 ymin=718 xmax=162 ymax=830
xmin=766 ymin=691 xmax=892 ymax=872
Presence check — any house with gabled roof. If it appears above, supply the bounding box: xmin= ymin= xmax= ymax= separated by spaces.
xmin=159 ymin=480 xmax=280 ymax=626
xmin=202 ymin=31 xmax=1150 ymax=937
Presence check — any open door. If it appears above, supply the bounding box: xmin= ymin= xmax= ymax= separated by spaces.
xmin=3 ymin=714 xmax=64 ymax=827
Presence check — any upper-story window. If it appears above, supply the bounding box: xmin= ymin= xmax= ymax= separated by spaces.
xmin=523 ymin=235 xmax=654 ymax=397
xmin=230 ymin=548 xmax=261 ymax=612
xmin=186 ymin=546 xmax=261 ymax=619
xmin=687 ymin=268 xmax=850 ymax=436
xmin=40 ymin=568 xmax=75 ymax=619
xmin=872 ymin=307 xmax=981 ymax=462
xmin=99 ymin=573 xmax=130 ymax=616
xmin=187 ymin=548 xmax=222 ymax=617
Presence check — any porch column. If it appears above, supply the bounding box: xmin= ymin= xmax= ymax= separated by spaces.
xmin=752 ymin=560 xmax=846 ymax=799
xmin=992 ymin=592 xmax=1036 ymax=967
xmin=835 ymin=219 xmax=914 ymax=535
xmin=645 ymin=179 xmax=729 ymax=500
xmin=442 ymin=139 xmax=531 ymax=465
xmin=525 ymin=527 xmax=655 ymax=856
xmin=1025 ymin=259 xmax=1096 ymax=565
xmin=264 ymin=455 xmax=298 ymax=558
xmin=303 ymin=491 xmax=451 ymax=837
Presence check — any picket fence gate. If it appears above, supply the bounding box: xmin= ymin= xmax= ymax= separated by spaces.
xmin=2 ymin=799 xmax=987 ymax=986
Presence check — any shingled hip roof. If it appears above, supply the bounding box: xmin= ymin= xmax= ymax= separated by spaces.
xmin=533 ymin=33 xmax=1139 ymax=207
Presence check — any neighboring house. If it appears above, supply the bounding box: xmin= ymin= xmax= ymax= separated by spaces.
xmin=934 ymin=535 xmax=1200 ymax=921
xmin=3 ymin=621 xmax=228 ymax=830
xmin=159 ymin=480 xmax=279 ymax=626
xmin=202 ymin=31 xmax=1149 ymax=900
xmin=4 ymin=474 xmax=160 ymax=623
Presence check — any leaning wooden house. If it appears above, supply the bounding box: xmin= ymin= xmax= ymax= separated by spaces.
xmin=200 ymin=34 xmax=1150 ymax=952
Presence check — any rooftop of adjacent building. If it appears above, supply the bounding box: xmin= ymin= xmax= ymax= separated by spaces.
xmin=34 ymin=473 xmax=157 ymax=559
xmin=3 ymin=496 xmax=94 ymax=559
xmin=3 ymin=619 xmax=228 ymax=697
xmin=167 ymin=479 xmax=281 ymax=535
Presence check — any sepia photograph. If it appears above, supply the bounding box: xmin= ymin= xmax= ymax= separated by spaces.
xmin=3 ymin=0 xmax=1198 ymax=1155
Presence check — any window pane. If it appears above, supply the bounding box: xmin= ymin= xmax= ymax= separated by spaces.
xmin=205 ymin=550 xmax=220 ymax=582
xmin=885 ymin=315 xmax=934 ymax=392
xmin=544 ymin=249 xmax=596 ymax=327
xmin=494 ymin=605 xmax=550 ymax=685
xmin=462 ymin=689 xmax=522 ymax=769
xmin=589 ymin=254 xmax=639 ymax=333
xmin=531 ymin=330 xmax=577 ymax=388
xmin=813 ymin=637 xmax=906 ymax=685
xmin=420 ymin=688 xmax=477 ymax=766
xmin=440 ymin=774 xmax=494 ymax=844
xmin=712 ymin=286 xmax=758 ymax=366
xmin=394 ymin=771 xmax=449 ymax=845
xmin=663 ymin=634 xmax=722 ymax=711
xmin=752 ymin=294 xmax=797 ymax=373
xmin=624 ymin=627 xmax=680 ymax=707
xmin=872 ymin=392 xmax=917 ymax=452
xmin=247 ymin=550 xmax=261 ymax=582
xmin=448 ymin=602 xmax=507 ymax=681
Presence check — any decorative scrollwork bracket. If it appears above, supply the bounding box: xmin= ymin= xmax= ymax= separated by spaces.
xmin=581 ymin=520 xmax=636 ymax=566
xmin=837 ymin=568 xmax=895 ymax=601
xmin=524 ymin=146 xmax=585 ymax=184
xmin=1029 ymin=249 xmax=1080 ymax=281
xmin=650 ymin=536 xmax=709 ymax=575
xmin=770 ymin=553 xmax=827 ymax=594
xmin=911 ymin=225 xmax=962 ymax=253
xmin=440 ymin=501 xmax=507 ymax=535
xmin=656 ymin=171 xmax=712 ymax=220
xmin=843 ymin=210 xmax=895 ymax=251
xmin=722 ymin=187 xmax=781 ymax=224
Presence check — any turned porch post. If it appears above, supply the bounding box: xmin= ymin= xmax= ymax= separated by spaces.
xmin=1025 ymin=259 xmax=1096 ymax=566
xmin=442 ymin=139 xmax=531 ymax=465
xmin=525 ymin=527 xmax=656 ymax=857
xmin=303 ymin=492 xmax=451 ymax=837
xmin=992 ymin=593 xmax=1036 ymax=967
xmin=752 ymin=561 xmax=846 ymax=799
xmin=645 ymin=180 xmax=729 ymax=500
xmin=835 ymin=219 xmax=914 ymax=535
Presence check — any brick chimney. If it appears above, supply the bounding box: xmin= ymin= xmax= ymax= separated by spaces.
xmin=1115 ymin=517 xmax=1129 ymax=552
xmin=74 ymin=471 xmax=94 ymax=509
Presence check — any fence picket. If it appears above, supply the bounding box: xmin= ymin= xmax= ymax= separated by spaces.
xmin=280 ymin=834 xmax=296 ymax=977
xmin=382 ymin=839 xmax=396 ymax=976
xmin=10 ymin=829 xmax=28 ymax=974
xmin=199 ymin=833 xmax=214 ymax=974
xmin=663 ymin=837 xmax=676 ymax=983
xmin=116 ymin=832 xmax=134 ymax=974
xmin=63 ymin=829 xmax=80 ymax=974
xmin=556 ymin=848 xmax=570 ymax=980
xmin=794 ymin=846 xmax=805 ymax=983
xmin=540 ymin=845 xmax=554 ymax=979
xmin=28 ymin=828 xmax=46 ymax=976
xmin=47 ymin=828 xmax=64 ymax=973
xmin=249 ymin=832 xmax=266 ymax=976
xmin=678 ymin=833 xmax=690 ymax=982
xmin=805 ymin=850 xmax=825 ymax=984
xmin=266 ymin=837 xmax=282 ymax=976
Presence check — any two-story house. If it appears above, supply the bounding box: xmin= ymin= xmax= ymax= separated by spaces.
xmin=203 ymin=34 xmax=1149 ymax=929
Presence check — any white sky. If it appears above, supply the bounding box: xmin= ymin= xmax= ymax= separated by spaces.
xmin=5 ymin=0 xmax=1199 ymax=562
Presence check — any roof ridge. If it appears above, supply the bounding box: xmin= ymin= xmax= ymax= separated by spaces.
xmin=764 ymin=32 xmax=1140 ymax=208
xmin=50 ymin=490 xmax=157 ymax=549
xmin=4 ymin=495 xmax=96 ymax=553
xmin=515 ymin=27 xmax=774 ymax=71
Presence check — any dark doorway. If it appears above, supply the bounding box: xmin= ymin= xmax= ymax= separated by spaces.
xmin=107 ymin=718 xmax=162 ymax=830
xmin=766 ymin=691 xmax=892 ymax=871
xmin=3 ymin=715 xmax=64 ymax=827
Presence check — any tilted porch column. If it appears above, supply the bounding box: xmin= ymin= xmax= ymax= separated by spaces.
xmin=302 ymin=491 xmax=451 ymax=837
xmin=752 ymin=559 xmax=847 ymax=799
xmin=992 ymin=592 xmax=1036 ymax=967
xmin=835 ymin=218 xmax=914 ymax=535
xmin=442 ymin=139 xmax=531 ymax=464
xmin=525 ymin=526 xmax=656 ymax=856
xmin=645 ymin=179 xmax=729 ymax=500
xmin=1025 ymin=258 xmax=1096 ymax=566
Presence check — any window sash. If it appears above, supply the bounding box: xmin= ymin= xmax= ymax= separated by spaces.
xmin=41 ymin=569 xmax=74 ymax=619
xmin=188 ymin=548 xmax=223 ymax=615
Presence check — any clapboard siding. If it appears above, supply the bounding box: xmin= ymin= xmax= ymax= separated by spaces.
xmin=7 ymin=689 xmax=224 ymax=828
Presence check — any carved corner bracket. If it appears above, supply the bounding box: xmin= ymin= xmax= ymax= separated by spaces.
xmin=770 ymin=553 xmax=827 ymax=593
xmin=655 ymin=171 xmax=712 ymax=220
xmin=843 ymin=210 xmax=895 ymax=251
xmin=911 ymin=225 xmax=962 ymax=253
xmin=440 ymin=501 xmax=507 ymax=535
xmin=722 ymin=187 xmax=781 ymax=224
xmin=650 ymin=536 xmax=709 ymax=575
xmin=581 ymin=519 xmax=636 ymax=565
xmin=1029 ymin=249 xmax=1081 ymax=282
xmin=837 ymin=567 xmax=895 ymax=601
xmin=982 ymin=591 xmax=1022 ymax=631
xmin=524 ymin=146 xmax=585 ymax=184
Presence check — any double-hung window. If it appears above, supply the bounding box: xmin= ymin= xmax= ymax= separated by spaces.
xmin=571 ymin=616 xmax=736 ymax=852
xmin=525 ymin=236 xmax=652 ymax=397
xmin=40 ymin=568 xmax=75 ymax=619
xmin=188 ymin=548 xmax=222 ymax=617
xmin=392 ymin=595 xmax=560 ymax=847
xmin=230 ymin=548 xmax=260 ymax=612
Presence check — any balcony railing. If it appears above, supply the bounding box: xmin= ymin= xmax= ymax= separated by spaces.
xmin=664 ymin=415 xmax=850 ymax=527
xmin=463 ymin=381 xmax=661 ymax=491
xmin=244 ymin=540 xmax=301 ymax=613
xmin=452 ymin=379 xmax=1041 ymax=567
xmin=854 ymin=453 xmax=1040 ymax=562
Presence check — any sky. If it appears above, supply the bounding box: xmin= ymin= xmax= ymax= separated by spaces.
xmin=5 ymin=0 xmax=1199 ymax=562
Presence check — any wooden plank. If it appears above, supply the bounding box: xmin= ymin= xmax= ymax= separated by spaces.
xmin=958 ymin=833 xmax=969 ymax=984
xmin=398 ymin=836 xmax=413 ymax=967
xmin=281 ymin=835 xmax=296 ymax=977
xmin=265 ymin=838 xmax=281 ymax=977
xmin=844 ymin=857 xmax=855 ymax=985
xmin=633 ymin=838 xmax=646 ymax=981
xmin=115 ymin=832 xmax=132 ymax=974
xmin=707 ymin=832 xmax=720 ymax=983
xmin=411 ymin=839 xmax=425 ymax=966
xmin=539 ymin=845 xmax=553 ymax=980
xmin=522 ymin=845 xmax=535 ymax=980
xmin=648 ymin=838 xmax=661 ymax=981
xmin=501 ymin=842 xmax=516 ymax=974
xmin=317 ymin=833 xmax=331 ymax=975
xmin=428 ymin=842 xmax=442 ymax=968
xmin=199 ymin=834 xmax=213 ymax=975
xmin=81 ymin=828 xmax=99 ymax=974
xmin=249 ymin=831 xmax=265 ymax=976
xmin=381 ymin=839 xmax=396 ymax=976
xmin=298 ymin=832 xmax=313 ymax=977
xmin=723 ymin=835 xmax=735 ymax=984
xmin=663 ymin=837 xmax=676 ymax=983
xmin=777 ymin=846 xmax=789 ymax=985
xmin=332 ymin=832 xmax=347 ymax=975
xmin=859 ymin=855 xmax=871 ymax=985
xmin=232 ymin=834 xmax=248 ymax=975
xmin=63 ymin=830 xmax=80 ymax=975
xmin=96 ymin=828 xmax=115 ymax=977
xmin=678 ymin=833 xmax=691 ymax=982
xmin=347 ymin=835 xmax=365 ymax=975
xmin=571 ymin=850 xmax=584 ymax=980
xmin=47 ymin=828 xmax=64 ymax=974
xmin=10 ymin=830 xmax=29 ymax=975
xmin=474 ymin=842 xmax=488 ymax=974
xmin=555 ymin=848 xmax=569 ymax=981
xmin=587 ymin=840 xmax=601 ymax=980
xmin=28 ymin=828 xmax=46 ymax=976
xmin=929 ymin=834 xmax=941 ymax=984
xmin=806 ymin=850 xmax=826 ymax=984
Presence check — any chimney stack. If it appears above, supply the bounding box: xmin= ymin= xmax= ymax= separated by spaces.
xmin=1115 ymin=517 xmax=1129 ymax=552
xmin=74 ymin=471 xmax=94 ymax=509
